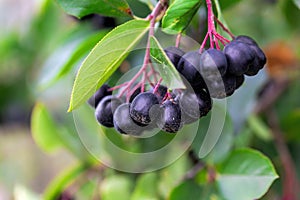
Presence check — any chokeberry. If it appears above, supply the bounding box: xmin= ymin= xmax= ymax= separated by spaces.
xmin=130 ymin=92 xmax=160 ymax=125
xmin=113 ymin=103 xmax=146 ymax=135
xmin=235 ymin=75 xmax=245 ymax=90
xmin=224 ymin=41 xmax=255 ymax=76
xmin=95 ymin=95 xmax=122 ymax=127
xmin=177 ymin=51 xmax=205 ymax=87
xmin=234 ymin=36 xmax=266 ymax=76
xmin=245 ymin=45 xmax=266 ymax=76
xmin=88 ymin=84 xmax=112 ymax=108
xmin=206 ymin=73 xmax=236 ymax=98
xmin=200 ymin=48 xmax=228 ymax=80
xmin=235 ymin=35 xmax=258 ymax=46
xmin=158 ymin=100 xmax=182 ymax=133
xmin=180 ymin=89 xmax=212 ymax=123
xmin=129 ymin=86 xmax=141 ymax=103
xmin=150 ymin=84 xmax=168 ymax=102
xmin=164 ymin=46 xmax=185 ymax=67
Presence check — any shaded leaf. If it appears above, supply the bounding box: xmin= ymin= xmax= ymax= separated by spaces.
xmin=218 ymin=0 xmax=243 ymax=10
xmin=162 ymin=0 xmax=201 ymax=34
xmin=150 ymin=36 xmax=185 ymax=89
xmin=31 ymin=102 xmax=62 ymax=152
xmin=169 ymin=180 xmax=202 ymax=200
xmin=68 ymin=19 xmax=150 ymax=111
xmin=131 ymin=173 xmax=158 ymax=200
xmin=39 ymin=30 xmax=108 ymax=89
xmin=216 ymin=148 xmax=278 ymax=200
xmin=56 ymin=0 xmax=132 ymax=18
xmin=44 ymin=164 xmax=89 ymax=200
xmin=247 ymin=115 xmax=272 ymax=141
xmin=100 ymin=175 xmax=133 ymax=200
xmin=293 ymin=0 xmax=300 ymax=9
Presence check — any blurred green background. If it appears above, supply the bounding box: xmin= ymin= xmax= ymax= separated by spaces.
xmin=0 ymin=0 xmax=300 ymax=199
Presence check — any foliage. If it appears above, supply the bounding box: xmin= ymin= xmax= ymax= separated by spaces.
xmin=19 ymin=0 xmax=300 ymax=199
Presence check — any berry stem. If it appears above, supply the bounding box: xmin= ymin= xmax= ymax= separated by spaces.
xmin=199 ymin=0 xmax=231 ymax=52
xmin=176 ymin=33 xmax=182 ymax=48
xmin=206 ymin=0 xmax=217 ymax=48
xmin=116 ymin=0 xmax=167 ymax=99
xmin=214 ymin=16 xmax=235 ymax=39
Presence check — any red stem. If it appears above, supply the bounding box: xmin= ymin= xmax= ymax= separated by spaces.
xmin=214 ymin=16 xmax=235 ymax=39
xmin=117 ymin=1 xmax=165 ymax=98
xmin=176 ymin=33 xmax=182 ymax=48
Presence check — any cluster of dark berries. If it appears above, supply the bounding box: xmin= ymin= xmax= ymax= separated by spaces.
xmin=88 ymin=35 xmax=266 ymax=135
xmin=88 ymin=83 xmax=212 ymax=135
xmin=165 ymin=35 xmax=266 ymax=98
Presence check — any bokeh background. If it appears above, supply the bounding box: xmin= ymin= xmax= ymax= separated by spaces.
xmin=0 ymin=0 xmax=300 ymax=199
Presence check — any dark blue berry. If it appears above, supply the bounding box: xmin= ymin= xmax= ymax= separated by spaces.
xmin=235 ymin=75 xmax=245 ymax=89
xmin=224 ymin=41 xmax=255 ymax=76
xmin=130 ymin=92 xmax=160 ymax=125
xmin=180 ymin=89 xmax=212 ymax=123
xmin=95 ymin=95 xmax=122 ymax=127
xmin=150 ymin=85 xmax=168 ymax=102
xmin=88 ymin=84 xmax=112 ymax=108
xmin=158 ymin=100 xmax=182 ymax=133
xmin=177 ymin=51 xmax=205 ymax=87
xmin=206 ymin=73 xmax=236 ymax=98
xmin=200 ymin=48 xmax=228 ymax=80
xmin=114 ymin=103 xmax=148 ymax=135
xmin=164 ymin=46 xmax=185 ymax=67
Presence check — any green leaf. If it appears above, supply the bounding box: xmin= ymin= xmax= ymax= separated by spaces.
xmin=68 ymin=19 xmax=150 ymax=111
xmin=131 ymin=173 xmax=158 ymax=200
xmin=56 ymin=0 xmax=132 ymax=18
xmin=39 ymin=30 xmax=108 ymax=89
xmin=149 ymin=36 xmax=185 ymax=89
xmin=100 ymin=175 xmax=133 ymax=200
xmin=218 ymin=0 xmax=242 ymax=10
xmin=31 ymin=102 xmax=62 ymax=152
xmin=158 ymin=153 xmax=190 ymax=198
xmin=293 ymin=0 xmax=300 ymax=9
xmin=216 ymin=148 xmax=279 ymax=200
xmin=162 ymin=0 xmax=201 ymax=34
xmin=169 ymin=180 xmax=202 ymax=200
xmin=204 ymin=110 xmax=234 ymax=164
xmin=44 ymin=164 xmax=89 ymax=200
xmin=31 ymin=103 xmax=93 ymax=161
xmin=247 ymin=115 xmax=272 ymax=141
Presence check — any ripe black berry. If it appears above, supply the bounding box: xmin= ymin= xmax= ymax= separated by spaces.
xmin=150 ymin=84 xmax=168 ymax=102
xmin=158 ymin=100 xmax=182 ymax=133
xmin=199 ymin=48 xmax=228 ymax=80
xmin=235 ymin=35 xmax=258 ymax=46
xmin=206 ymin=73 xmax=236 ymax=98
xmin=234 ymin=35 xmax=266 ymax=76
xmin=130 ymin=92 xmax=160 ymax=125
xmin=95 ymin=95 xmax=122 ymax=127
xmin=113 ymin=103 xmax=146 ymax=135
xmin=164 ymin=46 xmax=185 ymax=66
xmin=245 ymin=45 xmax=266 ymax=76
xmin=224 ymin=41 xmax=255 ymax=76
xmin=235 ymin=75 xmax=245 ymax=90
xmin=180 ymin=89 xmax=212 ymax=123
xmin=88 ymin=84 xmax=112 ymax=108
xmin=177 ymin=51 xmax=205 ymax=87
xmin=129 ymin=86 xmax=141 ymax=103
